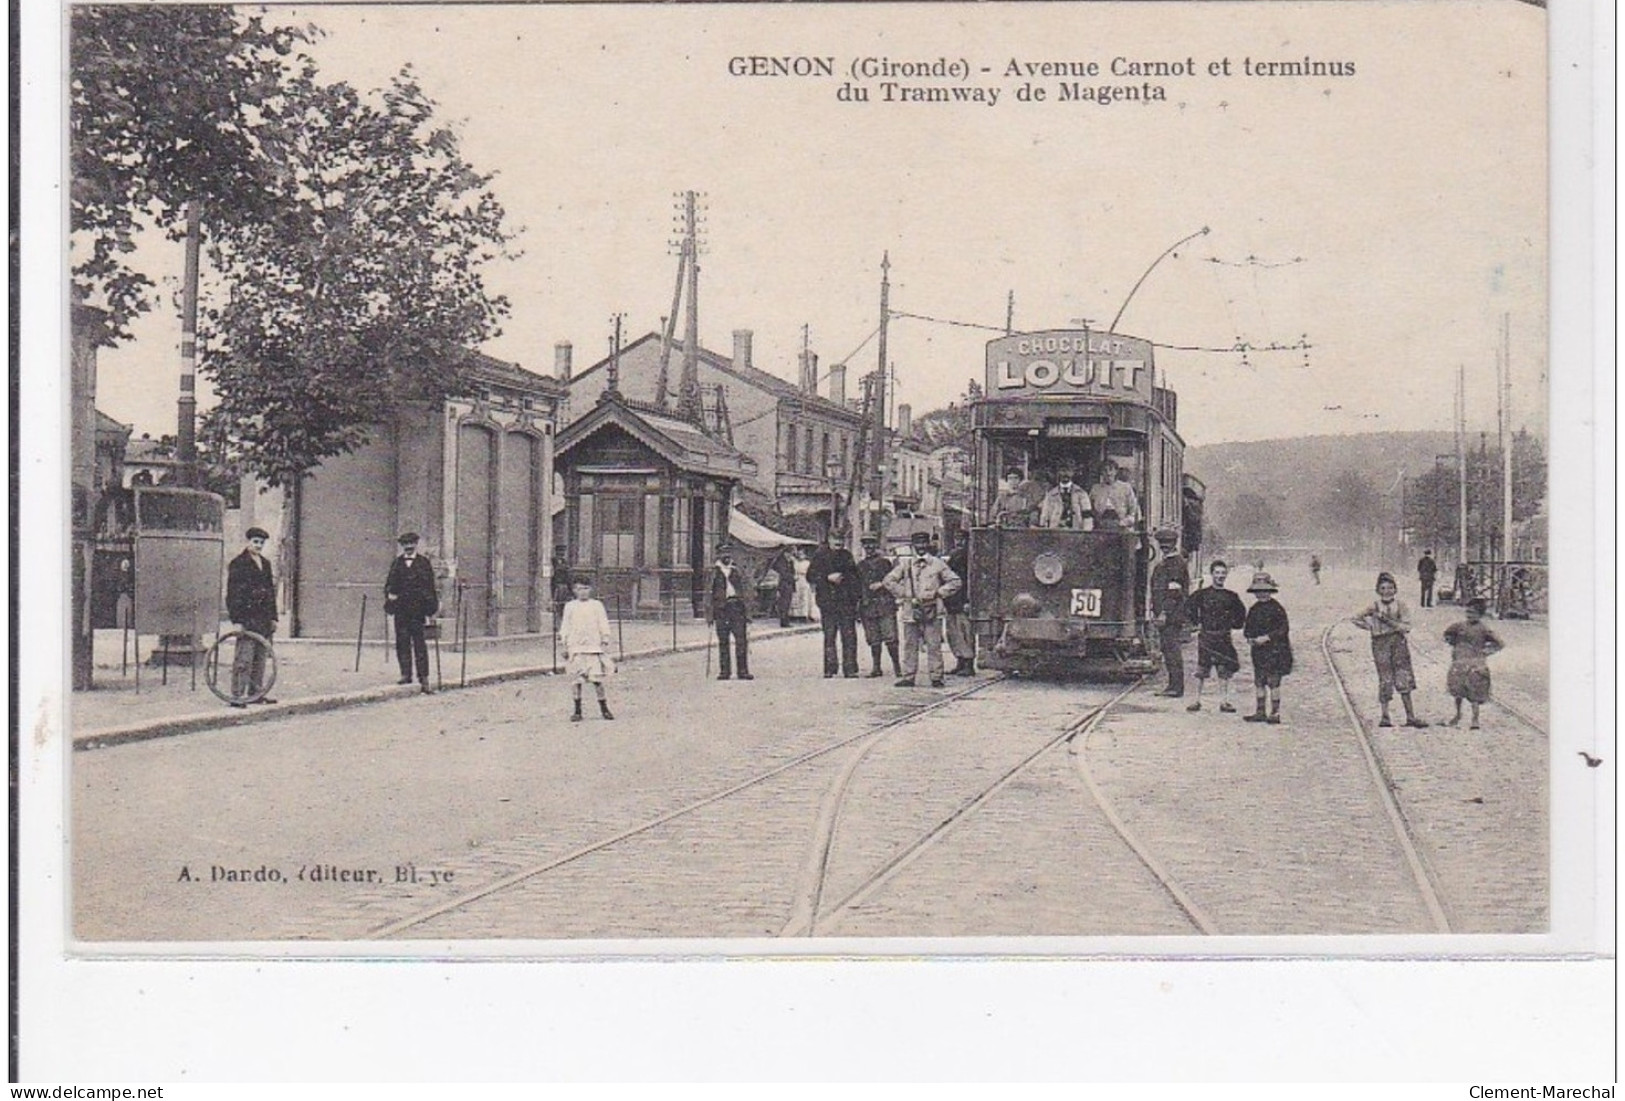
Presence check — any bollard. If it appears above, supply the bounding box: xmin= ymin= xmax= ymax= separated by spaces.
xmin=616 ymin=591 xmax=625 ymax=661
xmin=458 ymin=598 xmax=469 ymax=689
xmin=121 ymin=608 xmax=130 ymax=678
xmin=354 ymin=593 xmax=368 ymax=673
xmin=433 ymin=618 xmax=443 ymax=692
xmin=671 ymin=582 xmax=678 ymax=652
xmin=161 ymin=636 xmax=170 ymax=686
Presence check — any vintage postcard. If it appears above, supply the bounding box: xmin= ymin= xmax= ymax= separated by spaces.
xmin=19 ymin=0 xmax=1611 ymax=1080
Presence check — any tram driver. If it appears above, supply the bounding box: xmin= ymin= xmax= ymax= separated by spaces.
xmin=1037 ymin=466 xmax=1094 ymax=531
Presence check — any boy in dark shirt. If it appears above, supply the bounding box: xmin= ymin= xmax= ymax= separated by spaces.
xmin=1183 ymin=559 xmax=1247 ymax=713
xmin=1242 ymin=571 xmax=1292 ymax=724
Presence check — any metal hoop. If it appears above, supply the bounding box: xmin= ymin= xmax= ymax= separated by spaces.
xmin=204 ymin=629 xmax=279 ymax=705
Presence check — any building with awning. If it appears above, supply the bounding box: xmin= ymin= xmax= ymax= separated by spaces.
xmin=725 ymin=507 xmax=816 ymax=550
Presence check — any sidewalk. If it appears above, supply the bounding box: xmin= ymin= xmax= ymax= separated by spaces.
xmin=74 ymin=617 xmax=816 ymax=749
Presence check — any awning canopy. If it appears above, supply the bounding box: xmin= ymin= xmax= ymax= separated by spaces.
xmin=727 ymin=508 xmax=816 ymax=550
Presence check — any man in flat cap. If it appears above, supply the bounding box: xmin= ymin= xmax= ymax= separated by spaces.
xmin=224 ymin=526 xmax=278 ymax=706
xmin=385 ymin=532 xmax=439 ymax=693
xmin=708 ymin=538 xmax=754 ymax=680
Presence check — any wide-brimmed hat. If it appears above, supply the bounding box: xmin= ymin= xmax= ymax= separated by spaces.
xmin=1247 ymin=571 xmax=1279 ymax=594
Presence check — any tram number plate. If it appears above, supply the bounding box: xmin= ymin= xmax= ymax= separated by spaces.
xmin=1069 ymin=588 xmax=1103 ymax=617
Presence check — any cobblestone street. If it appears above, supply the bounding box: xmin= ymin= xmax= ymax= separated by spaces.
xmin=71 ymin=567 xmax=1551 ymax=944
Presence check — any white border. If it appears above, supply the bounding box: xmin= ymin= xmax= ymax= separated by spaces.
xmin=16 ymin=0 xmax=1615 ymax=1080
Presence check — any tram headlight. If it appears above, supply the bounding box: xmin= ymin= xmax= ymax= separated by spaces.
xmin=1032 ymin=552 xmax=1064 ymax=586
xmin=1010 ymin=592 xmax=1042 ymax=618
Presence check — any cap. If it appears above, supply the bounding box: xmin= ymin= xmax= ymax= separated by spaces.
xmin=716 ymin=539 xmax=734 ymax=551
xmin=1376 ymin=571 xmax=1397 ymax=588
xmin=1247 ymin=571 xmax=1279 ymax=594
xmin=398 ymin=532 xmax=420 ymax=545
xmin=1152 ymin=527 xmax=1180 ymax=546
xmin=860 ymin=534 xmax=880 ymax=546
xmin=910 ymin=531 xmax=932 ymax=545
xmin=245 ymin=527 xmax=270 ymax=541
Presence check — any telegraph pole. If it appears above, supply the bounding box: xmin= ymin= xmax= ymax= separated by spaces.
xmin=1456 ymin=364 xmax=1468 ymax=571
xmin=1497 ymin=313 xmax=1513 ymax=611
xmin=869 ymin=253 xmax=891 ymax=539
xmin=677 ymin=190 xmax=704 ymax=424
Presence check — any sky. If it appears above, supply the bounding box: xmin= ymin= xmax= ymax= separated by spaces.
xmin=92 ymin=1 xmax=1549 ymax=448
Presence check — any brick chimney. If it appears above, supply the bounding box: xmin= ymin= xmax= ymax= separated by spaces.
xmin=828 ymin=363 xmax=846 ymax=406
xmin=897 ymin=402 xmax=913 ymax=439
xmin=733 ymin=329 xmax=753 ymax=371
xmin=554 ymin=341 xmax=573 ymax=382
xmin=799 ymin=350 xmax=819 ymax=394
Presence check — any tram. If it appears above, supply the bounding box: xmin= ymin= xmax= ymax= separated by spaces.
xmin=966 ymin=328 xmax=1202 ymax=678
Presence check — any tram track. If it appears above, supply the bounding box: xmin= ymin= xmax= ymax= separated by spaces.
xmin=1319 ymin=622 xmax=1454 ymax=934
xmin=367 ymin=674 xmax=1005 ymax=939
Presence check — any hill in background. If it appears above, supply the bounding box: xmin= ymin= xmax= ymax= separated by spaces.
xmin=1187 ymin=432 xmax=1455 ymax=563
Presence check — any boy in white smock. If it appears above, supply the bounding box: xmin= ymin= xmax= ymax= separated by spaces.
xmin=560 ymin=578 xmax=615 ymax=722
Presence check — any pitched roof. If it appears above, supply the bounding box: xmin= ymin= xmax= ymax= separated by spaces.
xmin=465 ymin=350 xmax=568 ymax=398
xmin=555 ymin=395 xmax=757 ymax=480
xmin=574 ymin=332 xmax=863 ymax=423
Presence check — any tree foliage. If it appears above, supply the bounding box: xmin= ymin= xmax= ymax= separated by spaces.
xmin=198 ymin=68 xmax=518 ymax=490
xmin=909 ymin=379 xmax=982 ymax=451
xmin=1402 ymin=429 xmax=1547 ymax=556
xmin=70 ymin=6 xmax=310 ymax=342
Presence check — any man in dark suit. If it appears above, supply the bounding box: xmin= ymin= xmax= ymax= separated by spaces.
xmin=809 ymin=528 xmax=862 ymax=678
xmin=1149 ymin=528 xmax=1191 ymax=698
xmin=1417 ymin=549 xmax=1438 ymax=608
xmin=708 ymin=539 xmax=754 ymax=680
xmin=224 ymin=526 xmax=278 ymax=706
xmin=385 ymin=532 xmax=440 ymax=693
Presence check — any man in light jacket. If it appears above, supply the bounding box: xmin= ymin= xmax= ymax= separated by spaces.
xmin=882 ymin=530 xmax=962 ymax=688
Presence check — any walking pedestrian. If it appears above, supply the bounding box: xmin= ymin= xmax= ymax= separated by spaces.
xmin=1309 ymin=553 xmax=1322 ymax=585
xmin=1242 ymin=571 xmax=1292 ymax=723
xmin=856 ymin=535 xmax=903 ymax=677
xmin=883 ymin=530 xmax=961 ymax=688
xmin=1183 ymin=559 xmax=1246 ymax=713
xmin=1149 ymin=528 xmax=1190 ymax=698
xmin=560 ymin=578 xmax=615 ymax=721
xmin=1353 ymin=571 xmax=1429 ymax=728
xmin=1443 ymin=597 xmax=1503 ymax=729
xmin=1417 ymin=550 xmax=1438 ymax=608
xmin=384 ymin=532 xmax=439 ymax=694
xmin=224 ymin=526 xmax=278 ymax=706
xmin=708 ymin=540 xmax=754 ymax=680
xmin=809 ymin=528 xmax=862 ymax=678
xmin=943 ymin=531 xmax=976 ymax=675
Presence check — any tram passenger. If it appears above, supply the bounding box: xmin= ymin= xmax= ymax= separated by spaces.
xmin=992 ymin=470 xmax=1032 ymax=527
xmin=1037 ymin=466 xmax=1094 ymax=531
xmin=1090 ymin=460 xmax=1141 ymax=532
xmin=883 ymin=530 xmax=962 ymax=688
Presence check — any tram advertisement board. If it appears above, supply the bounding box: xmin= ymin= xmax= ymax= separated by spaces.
xmin=986 ymin=329 xmax=1155 ymax=403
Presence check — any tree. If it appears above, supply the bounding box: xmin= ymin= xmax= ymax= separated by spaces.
xmin=910 ymin=378 xmax=982 ymax=450
xmin=70 ymin=6 xmax=310 ymax=343
xmin=1226 ymin=492 xmax=1285 ymax=542
xmin=198 ymin=67 xmax=518 ymax=492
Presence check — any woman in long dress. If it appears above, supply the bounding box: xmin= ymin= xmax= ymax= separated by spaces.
xmin=790 ymin=549 xmax=819 ymax=621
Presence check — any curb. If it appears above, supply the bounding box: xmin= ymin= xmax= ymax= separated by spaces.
xmin=73 ymin=624 xmax=820 ymax=751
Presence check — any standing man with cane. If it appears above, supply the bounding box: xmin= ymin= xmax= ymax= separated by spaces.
xmin=385 ymin=532 xmax=439 ymax=694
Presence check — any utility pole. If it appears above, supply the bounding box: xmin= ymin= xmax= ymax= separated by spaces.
xmin=1005 ymin=289 xmax=1015 ymax=335
xmin=1498 ymin=313 xmax=1513 ymax=612
xmin=607 ymin=313 xmax=625 ymax=396
xmin=176 ymin=201 xmax=202 ymax=487
xmin=1456 ymin=364 xmax=1468 ymax=572
xmin=869 ymin=253 xmax=891 ymax=540
xmin=677 ymin=190 xmax=704 ymax=424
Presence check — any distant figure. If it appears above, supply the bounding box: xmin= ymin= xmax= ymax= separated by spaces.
xmin=1090 ymin=460 xmax=1140 ymax=532
xmin=708 ymin=540 xmax=754 ymax=681
xmin=549 ymin=546 xmax=574 ymax=622
xmin=385 ymin=532 xmax=439 ymax=694
xmin=1149 ymin=528 xmax=1190 ymax=698
xmin=856 ymin=535 xmax=902 ymax=678
xmin=1242 ymin=571 xmax=1292 ymax=724
xmin=1038 ymin=467 xmax=1094 ymax=531
xmin=1309 ymin=554 xmax=1322 ymax=585
xmin=764 ymin=547 xmax=796 ymax=626
xmin=943 ymin=531 xmax=975 ymax=676
xmin=1417 ymin=550 xmax=1438 ymax=608
xmin=1443 ymin=597 xmax=1503 ymax=730
xmin=224 ymin=527 xmax=278 ymax=707
xmin=560 ymin=577 xmax=615 ymax=722
xmin=809 ymin=529 xmax=862 ymax=678
xmin=1353 ymin=571 xmax=1428 ymax=728
xmin=883 ymin=531 xmax=962 ymax=688
xmin=789 ymin=549 xmax=817 ymax=622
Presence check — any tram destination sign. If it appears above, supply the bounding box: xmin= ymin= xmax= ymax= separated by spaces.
xmin=986 ymin=330 xmax=1155 ymax=403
